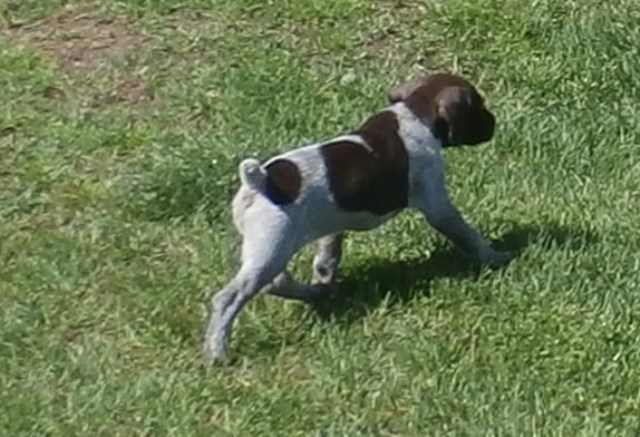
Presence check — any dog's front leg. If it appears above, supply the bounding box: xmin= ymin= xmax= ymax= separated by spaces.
xmin=416 ymin=175 xmax=512 ymax=267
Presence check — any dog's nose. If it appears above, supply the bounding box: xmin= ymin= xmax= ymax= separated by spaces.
xmin=480 ymin=111 xmax=496 ymax=142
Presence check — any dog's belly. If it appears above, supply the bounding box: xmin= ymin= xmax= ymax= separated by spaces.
xmin=339 ymin=210 xmax=399 ymax=231
xmin=294 ymin=182 xmax=401 ymax=242
xmin=300 ymin=205 xmax=399 ymax=243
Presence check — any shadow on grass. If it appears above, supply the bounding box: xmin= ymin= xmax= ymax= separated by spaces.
xmin=308 ymin=221 xmax=598 ymax=325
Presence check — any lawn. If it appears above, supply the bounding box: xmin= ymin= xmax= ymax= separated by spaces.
xmin=1 ymin=0 xmax=640 ymax=434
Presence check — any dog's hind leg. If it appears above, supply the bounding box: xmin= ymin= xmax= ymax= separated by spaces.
xmin=265 ymin=271 xmax=329 ymax=303
xmin=203 ymin=207 xmax=297 ymax=365
xmin=264 ymin=233 xmax=344 ymax=303
xmin=312 ymin=233 xmax=344 ymax=285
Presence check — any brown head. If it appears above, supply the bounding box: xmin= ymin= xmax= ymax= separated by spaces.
xmin=388 ymin=73 xmax=495 ymax=147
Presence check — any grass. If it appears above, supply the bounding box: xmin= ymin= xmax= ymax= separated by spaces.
xmin=1 ymin=0 xmax=640 ymax=434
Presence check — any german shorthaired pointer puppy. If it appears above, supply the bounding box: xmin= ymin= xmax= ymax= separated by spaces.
xmin=204 ymin=72 xmax=512 ymax=364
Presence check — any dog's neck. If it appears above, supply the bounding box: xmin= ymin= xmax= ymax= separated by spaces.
xmin=391 ymin=102 xmax=445 ymax=152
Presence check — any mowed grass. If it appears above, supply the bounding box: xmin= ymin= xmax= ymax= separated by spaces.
xmin=1 ymin=0 xmax=640 ymax=434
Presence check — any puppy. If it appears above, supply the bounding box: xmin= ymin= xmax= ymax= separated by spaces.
xmin=204 ymin=72 xmax=512 ymax=364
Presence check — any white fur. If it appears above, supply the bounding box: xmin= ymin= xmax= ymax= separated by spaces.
xmin=204 ymin=102 xmax=511 ymax=364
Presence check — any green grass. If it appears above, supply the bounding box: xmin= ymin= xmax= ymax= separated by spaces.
xmin=2 ymin=0 xmax=640 ymax=434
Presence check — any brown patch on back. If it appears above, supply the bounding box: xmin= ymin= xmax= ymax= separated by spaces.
xmin=321 ymin=111 xmax=408 ymax=215
xmin=264 ymin=159 xmax=302 ymax=206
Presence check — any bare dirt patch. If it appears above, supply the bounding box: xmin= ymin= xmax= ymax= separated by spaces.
xmin=5 ymin=2 xmax=153 ymax=108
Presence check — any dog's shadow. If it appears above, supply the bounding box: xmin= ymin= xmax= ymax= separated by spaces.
xmin=307 ymin=222 xmax=598 ymax=324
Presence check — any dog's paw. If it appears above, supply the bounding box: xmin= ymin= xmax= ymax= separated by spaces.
xmin=482 ymin=249 xmax=515 ymax=268
xmin=304 ymin=283 xmax=334 ymax=303
xmin=203 ymin=345 xmax=231 ymax=367
xmin=203 ymin=333 xmax=232 ymax=366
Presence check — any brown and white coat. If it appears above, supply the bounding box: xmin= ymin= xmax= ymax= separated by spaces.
xmin=204 ymin=73 xmax=511 ymax=364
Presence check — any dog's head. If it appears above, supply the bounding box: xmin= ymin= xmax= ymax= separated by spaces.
xmin=388 ymin=73 xmax=495 ymax=147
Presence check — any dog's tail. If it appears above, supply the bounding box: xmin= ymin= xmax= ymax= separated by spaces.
xmin=239 ymin=158 xmax=267 ymax=191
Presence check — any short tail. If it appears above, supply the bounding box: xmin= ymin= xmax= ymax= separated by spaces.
xmin=239 ymin=158 xmax=267 ymax=191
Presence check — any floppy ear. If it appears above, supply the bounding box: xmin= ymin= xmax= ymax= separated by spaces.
xmin=435 ymin=86 xmax=495 ymax=146
xmin=387 ymin=77 xmax=429 ymax=103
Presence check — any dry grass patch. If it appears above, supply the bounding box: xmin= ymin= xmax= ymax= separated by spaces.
xmin=4 ymin=2 xmax=152 ymax=108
